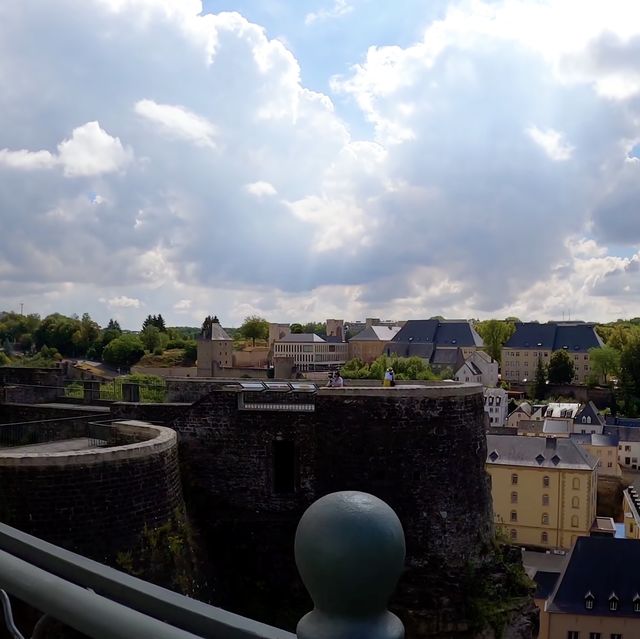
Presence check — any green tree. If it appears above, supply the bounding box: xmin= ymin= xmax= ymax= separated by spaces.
xmin=0 ymin=351 xmax=10 ymax=366
xmin=34 ymin=313 xmax=82 ymax=356
xmin=589 ymin=346 xmax=621 ymax=384
xmin=140 ymin=325 xmax=163 ymax=352
xmin=289 ymin=323 xmax=304 ymax=334
xmin=534 ymin=357 xmax=547 ymax=400
xmin=475 ymin=319 xmax=515 ymax=363
xmin=239 ymin=315 xmax=269 ymax=346
xmin=547 ymin=350 xmax=575 ymax=384
xmin=72 ymin=313 xmax=100 ymax=355
xmin=620 ymin=335 xmax=640 ymax=416
xmin=102 ymin=334 xmax=145 ymax=369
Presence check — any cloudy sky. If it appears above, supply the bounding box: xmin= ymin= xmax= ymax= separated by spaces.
xmin=2 ymin=0 xmax=640 ymax=329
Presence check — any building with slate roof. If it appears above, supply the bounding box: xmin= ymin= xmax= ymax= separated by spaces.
xmin=623 ymin=487 xmax=640 ymax=540
xmin=539 ymin=536 xmax=640 ymax=639
xmin=197 ymin=316 xmax=234 ymax=377
xmin=604 ymin=424 xmax=640 ymax=470
xmin=502 ymin=321 xmax=604 ymax=384
xmin=386 ymin=319 xmax=482 ymax=370
xmin=486 ymin=435 xmax=598 ymax=550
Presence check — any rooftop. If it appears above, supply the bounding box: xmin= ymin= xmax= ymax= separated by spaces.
xmin=547 ymin=536 xmax=640 ymax=617
xmin=391 ymin=319 xmax=483 ymax=348
xmin=504 ymin=322 xmax=603 ymax=351
xmin=486 ymin=434 xmax=597 ymax=470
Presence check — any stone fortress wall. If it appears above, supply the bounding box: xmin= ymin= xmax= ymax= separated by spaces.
xmin=170 ymin=383 xmax=528 ymax=636
xmin=0 ymin=420 xmax=185 ymax=564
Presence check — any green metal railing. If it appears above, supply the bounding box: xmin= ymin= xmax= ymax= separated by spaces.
xmin=0 ymin=492 xmax=405 ymax=639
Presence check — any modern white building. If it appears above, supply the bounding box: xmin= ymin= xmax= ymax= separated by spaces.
xmin=272 ymin=333 xmax=348 ymax=372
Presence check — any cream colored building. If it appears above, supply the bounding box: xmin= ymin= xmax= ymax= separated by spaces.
xmin=486 ymin=435 xmax=598 ymax=550
xmin=502 ymin=322 xmax=604 ymax=384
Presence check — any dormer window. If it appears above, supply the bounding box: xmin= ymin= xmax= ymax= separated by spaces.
xmin=609 ymin=593 xmax=619 ymax=611
xmin=584 ymin=591 xmax=595 ymax=610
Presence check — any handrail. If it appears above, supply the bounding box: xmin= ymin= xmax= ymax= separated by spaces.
xmin=0 ymin=492 xmax=405 ymax=639
xmin=0 ymin=523 xmax=294 ymax=639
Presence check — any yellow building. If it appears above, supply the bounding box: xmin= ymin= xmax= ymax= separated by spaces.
xmin=623 ymin=487 xmax=640 ymax=540
xmin=486 ymin=435 xmax=598 ymax=550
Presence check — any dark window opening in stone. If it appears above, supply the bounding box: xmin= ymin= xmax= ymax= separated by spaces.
xmin=273 ymin=440 xmax=295 ymax=494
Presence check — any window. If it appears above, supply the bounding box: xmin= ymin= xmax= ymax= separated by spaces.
xmin=567 ymin=633 xmax=579 ymax=639
xmin=585 ymin=592 xmax=595 ymax=610
xmin=543 ymin=475 xmax=550 ymax=487
xmin=572 ymin=496 xmax=580 ymax=508
xmin=541 ymin=531 xmax=548 ymax=543
xmin=542 ymin=513 xmax=549 ymax=525
xmin=625 ymin=445 xmax=631 ymax=452
xmin=511 ymin=492 xmax=518 ymax=504
xmin=571 ymin=515 xmax=579 ymax=527
xmin=587 ymin=416 xmax=592 ymax=424
xmin=510 ymin=529 xmax=517 ymax=540
xmin=608 ymin=462 xmax=613 ymax=468
xmin=543 ymin=494 xmax=549 ymax=506
xmin=588 ymin=634 xmax=600 ymax=639
xmin=610 ymin=634 xmax=622 ymax=639
xmin=582 ymin=416 xmax=587 ymax=423
xmin=511 ymin=474 xmax=518 ymax=485
xmin=272 ymin=440 xmax=295 ymax=494
xmin=510 ymin=510 xmax=517 ymax=522
xmin=573 ymin=478 xmax=580 ymax=490
xmin=634 ymin=594 xmax=640 ymax=612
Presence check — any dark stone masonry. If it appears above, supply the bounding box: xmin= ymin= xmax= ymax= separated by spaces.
xmin=172 ymin=384 xmax=534 ymax=637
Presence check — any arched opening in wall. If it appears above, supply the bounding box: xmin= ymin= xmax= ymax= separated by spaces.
xmin=273 ymin=440 xmax=295 ymax=494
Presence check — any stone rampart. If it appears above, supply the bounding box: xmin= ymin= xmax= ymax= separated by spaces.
xmin=171 ymin=383 xmax=526 ymax=636
xmin=0 ymin=421 xmax=184 ymax=564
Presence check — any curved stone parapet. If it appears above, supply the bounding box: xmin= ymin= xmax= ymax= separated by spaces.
xmin=0 ymin=420 xmax=185 ymax=563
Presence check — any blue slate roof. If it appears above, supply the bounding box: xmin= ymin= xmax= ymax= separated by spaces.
xmin=505 ymin=322 xmax=603 ymax=352
xmin=391 ymin=319 xmax=483 ymax=347
xmin=547 ymin=537 xmax=640 ymax=617
xmin=606 ymin=416 xmax=640 ymax=428
xmin=534 ymin=571 xmax=560 ymax=600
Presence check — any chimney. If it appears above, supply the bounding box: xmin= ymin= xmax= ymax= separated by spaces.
xmin=545 ymin=437 xmax=557 ymax=450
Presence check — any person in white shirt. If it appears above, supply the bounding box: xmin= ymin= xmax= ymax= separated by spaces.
xmin=333 ymin=371 xmax=344 ymax=387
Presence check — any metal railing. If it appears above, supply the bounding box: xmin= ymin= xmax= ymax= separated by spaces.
xmin=0 ymin=492 xmax=405 ymax=639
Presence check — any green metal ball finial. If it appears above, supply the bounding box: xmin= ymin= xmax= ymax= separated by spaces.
xmin=295 ymin=491 xmax=406 ymax=639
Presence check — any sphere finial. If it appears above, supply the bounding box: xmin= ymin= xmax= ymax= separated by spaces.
xmin=295 ymin=491 xmax=405 ymax=639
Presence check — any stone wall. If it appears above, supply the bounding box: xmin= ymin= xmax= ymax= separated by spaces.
xmin=0 ymin=403 xmax=106 ymax=424
xmin=171 ymin=384 xmax=524 ymax=636
xmin=0 ymin=422 xmax=184 ymax=565
xmin=110 ymin=401 xmax=190 ymax=425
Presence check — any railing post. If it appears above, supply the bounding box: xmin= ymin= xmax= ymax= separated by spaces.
xmin=82 ymin=381 xmax=100 ymax=403
xmin=295 ymin=491 xmax=406 ymax=639
xmin=122 ymin=382 xmax=140 ymax=403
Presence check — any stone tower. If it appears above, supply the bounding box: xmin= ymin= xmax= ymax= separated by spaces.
xmin=196 ymin=315 xmax=233 ymax=377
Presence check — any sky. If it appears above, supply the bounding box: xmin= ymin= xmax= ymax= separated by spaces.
xmin=1 ymin=0 xmax=640 ymax=329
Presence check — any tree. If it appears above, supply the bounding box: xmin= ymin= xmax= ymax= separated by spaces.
xmin=289 ymin=323 xmax=304 ymax=334
xmin=547 ymin=350 xmax=575 ymax=385
xmin=620 ymin=335 xmax=640 ymax=416
xmin=34 ymin=313 xmax=82 ymax=356
xmin=102 ymin=334 xmax=145 ymax=369
xmin=534 ymin=357 xmax=547 ymax=400
xmin=239 ymin=315 xmax=268 ymax=346
xmin=140 ymin=325 xmax=162 ymax=352
xmin=589 ymin=346 xmax=621 ymax=384
xmin=475 ymin=319 xmax=515 ymax=363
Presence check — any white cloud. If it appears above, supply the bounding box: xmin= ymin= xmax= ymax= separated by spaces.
xmin=526 ymin=126 xmax=574 ymax=161
xmin=104 ymin=295 xmax=141 ymax=308
xmin=0 ymin=149 xmax=57 ymax=170
xmin=0 ymin=122 xmax=131 ymax=177
xmin=245 ymin=181 xmax=277 ymax=197
xmin=134 ymin=99 xmax=217 ymax=148
xmin=173 ymin=298 xmax=192 ymax=311
xmin=305 ymin=0 xmax=353 ymax=26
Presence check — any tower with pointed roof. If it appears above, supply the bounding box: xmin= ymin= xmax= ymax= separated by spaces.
xmin=197 ymin=315 xmax=234 ymax=377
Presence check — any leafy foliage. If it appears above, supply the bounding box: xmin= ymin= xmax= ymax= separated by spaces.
xmin=102 ymin=334 xmax=145 ymax=369
xmin=547 ymin=349 xmax=575 ymax=384
xmin=534 ymin=356 xmax=547 ymax=400
xmin=239 ymin=315 xmax=268 ymax=346
xmin=342 ymin=355 xmax=444 ymax=380
xmin=475 ymin=319 xmax=515 ymax=363
xmin=589 ymin=346 xmax=621 ymax=384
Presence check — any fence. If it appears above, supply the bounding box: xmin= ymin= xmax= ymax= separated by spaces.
xmin=63 ymin=379 xmax=167 ymax=403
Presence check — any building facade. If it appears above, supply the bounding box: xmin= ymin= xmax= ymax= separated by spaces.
xmin=486 ymin=435 xmax=598 ymax=550
xmin=196 ymin=316 xmax=234 ymax=377
xmin=502 ymin=322 xmax=604 ymax=384
xmin=348 ymin=324 xmax=402 ymax=363
xmin=272 ymin=334 xmax=348 ymax=372
xmin=484 ymin=387 xmax=508 ymax=427
xmin=623 ymin=487 xmax=640 ymax=540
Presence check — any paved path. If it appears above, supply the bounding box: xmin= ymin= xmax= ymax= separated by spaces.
xmin=2 ymin=438 xmax=94 ymax=453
